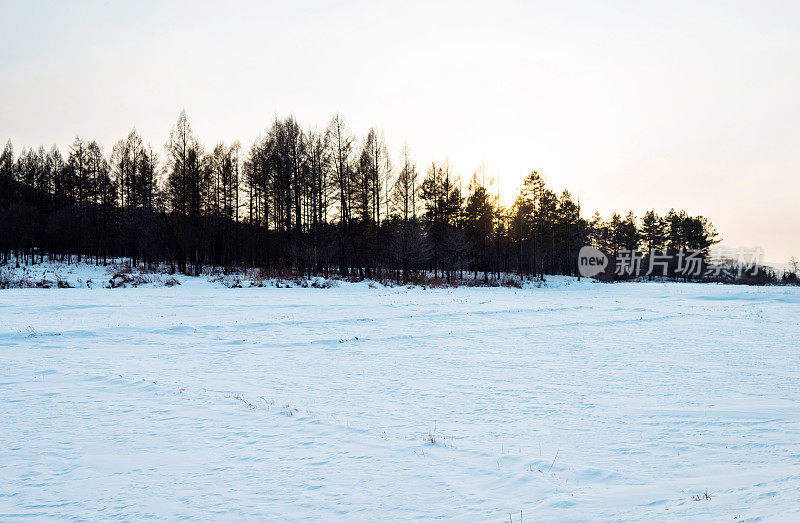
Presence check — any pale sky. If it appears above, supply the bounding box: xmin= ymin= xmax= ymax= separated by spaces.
xmin=1 ymin=1 xmax=799 ymax=261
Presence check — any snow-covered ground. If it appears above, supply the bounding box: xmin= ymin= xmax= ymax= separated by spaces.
xmin=1 ymin=274 xmax=799 ymax=520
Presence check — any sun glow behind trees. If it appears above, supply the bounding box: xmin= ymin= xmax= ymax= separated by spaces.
xmin=2 ymin=2 xmax=799 ymax=260
xmin=0 ymin=112 xmax=724 ymax=283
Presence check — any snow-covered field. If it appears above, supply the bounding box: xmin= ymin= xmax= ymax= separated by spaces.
xmin=2 ymin=272 xmax=799 ymax=520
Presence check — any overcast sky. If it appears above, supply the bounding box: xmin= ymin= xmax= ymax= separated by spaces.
xmin=1 ymin=0 xmax=798 ymax=261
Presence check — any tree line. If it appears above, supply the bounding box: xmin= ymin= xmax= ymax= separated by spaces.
xmin=0 ymin=111 xmax=721 ymax=282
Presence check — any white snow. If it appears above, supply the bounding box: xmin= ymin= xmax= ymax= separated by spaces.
xmin=1 ymin=276 xmax=799 ymax=520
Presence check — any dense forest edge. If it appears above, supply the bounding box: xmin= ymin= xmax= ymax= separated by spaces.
xmin=1 ymin=111 xmax=796 ymax=287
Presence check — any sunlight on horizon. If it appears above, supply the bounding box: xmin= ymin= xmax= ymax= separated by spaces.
xmin=1 ymin=0 xmax=799 ymax=261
